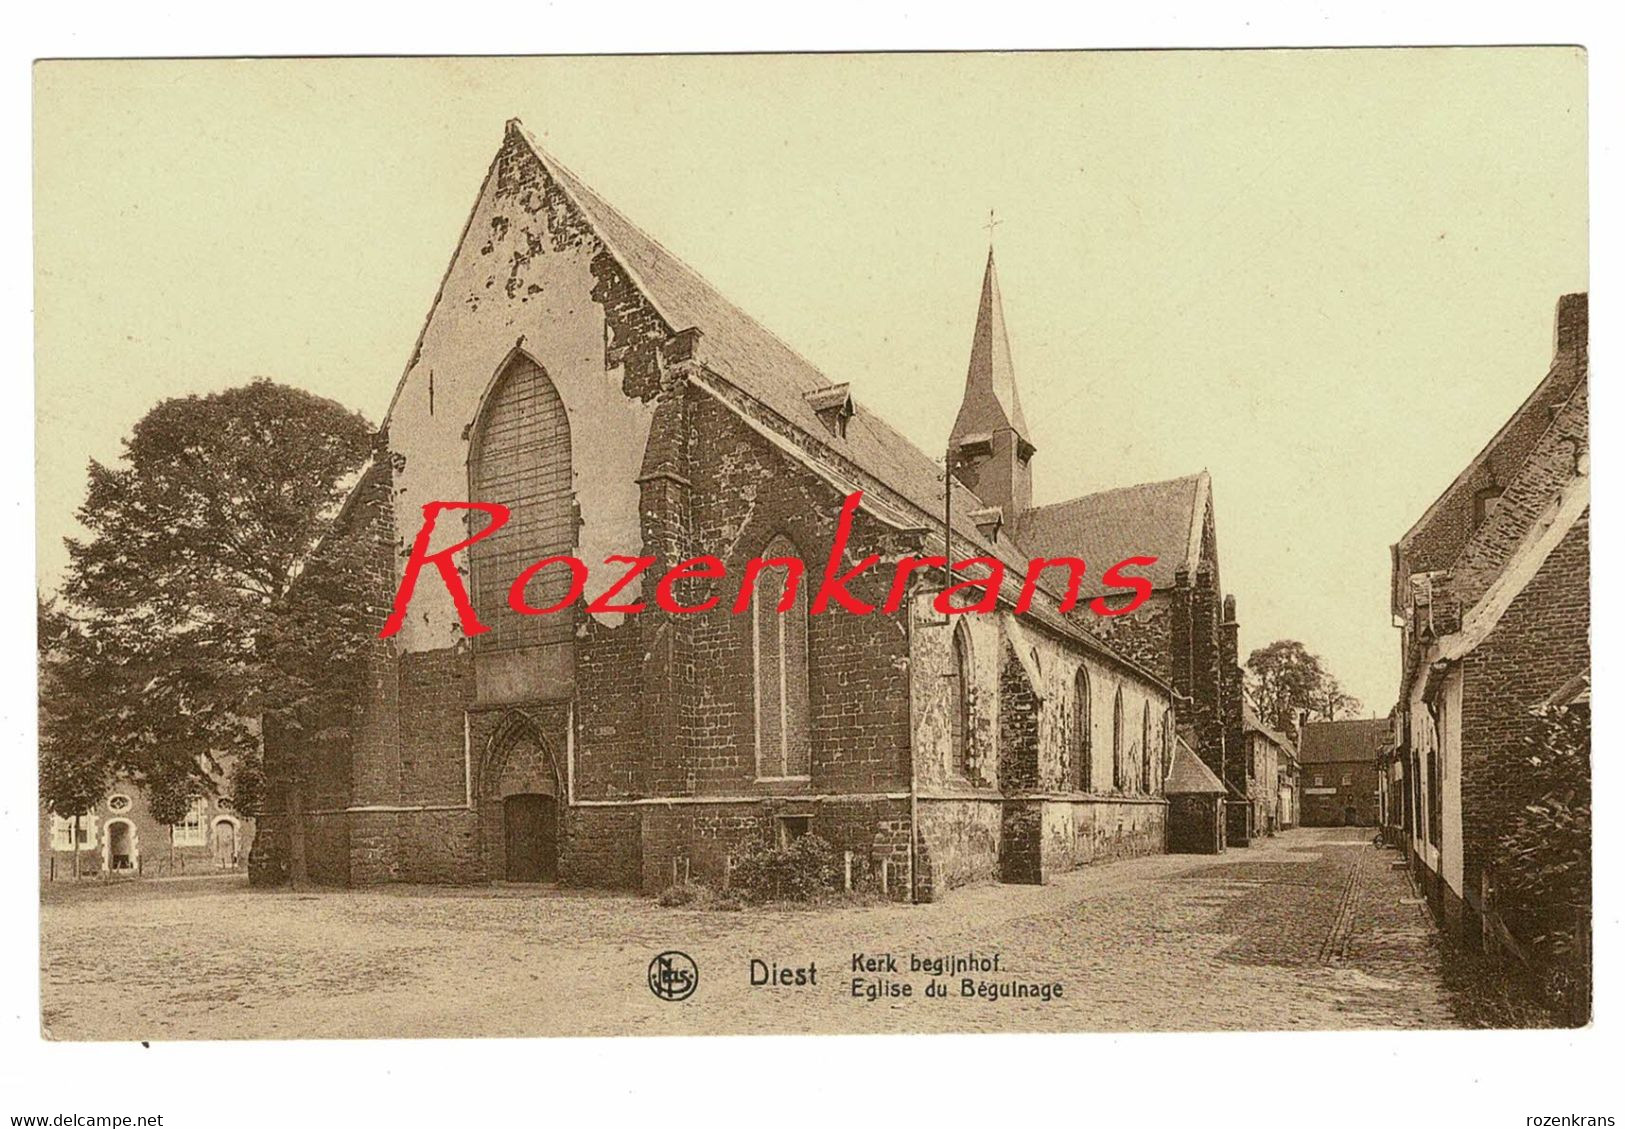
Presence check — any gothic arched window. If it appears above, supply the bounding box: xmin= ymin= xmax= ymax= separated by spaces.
xmin=1141 ymin=702 xmax=1153 ymax=793
xmin=1161 ymin=708 xmax=1173 ymax=789
xmin=1112 ymin=687 xmax=1125 ymax=792
xmin=1073 ymin=668 xmax=1092 ymax=792
xmin=949 ymin=624 xmax=972 ymax=779
xmin=469 ymin=352 xmax=574 ymax=652
xmin=754 ymin=537 xmax=810 ymax=779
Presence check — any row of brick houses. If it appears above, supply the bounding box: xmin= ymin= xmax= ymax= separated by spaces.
xmin=250 ymin=119 xmax=1267 ymax=897
xmin=1390 ymin=293 xmax=1589 ymax=981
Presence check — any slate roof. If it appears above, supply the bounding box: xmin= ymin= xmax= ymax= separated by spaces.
xmin=1298 ymin=718 xmax=1389 ymax=765
xmin=504 ymin=122 xmax=1169 ymax=686
xmin=1011 ymin=472 xmax=1209 ymax=598
xmin=1164 ymin=737 xmax=1227 ymax=795
xmin=949 ymin=250 xmax=1030 ymax=444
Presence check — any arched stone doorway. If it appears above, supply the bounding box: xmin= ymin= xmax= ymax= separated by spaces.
xmin=105 ymin=820 xmax=136 ymax=873
xmin=481 ymin=716 xmax=563 ymax=883
xmin=212 ymin=817 xmax=240 ymax=869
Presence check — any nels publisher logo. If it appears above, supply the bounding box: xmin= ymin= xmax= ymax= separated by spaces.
xmin=647 ymin=951 xmax=698 ymax=1002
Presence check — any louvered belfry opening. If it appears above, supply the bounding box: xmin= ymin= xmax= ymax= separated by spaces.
xmin=470 ymin=352 xmax=576 ymax=669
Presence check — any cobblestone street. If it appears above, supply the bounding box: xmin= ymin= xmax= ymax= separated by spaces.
xmin=40 ymin=827 xmax=1458 ymax=1040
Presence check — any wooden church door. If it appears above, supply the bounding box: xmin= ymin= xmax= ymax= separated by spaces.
xmin=504 ymin=793 xmax=558 ymax=882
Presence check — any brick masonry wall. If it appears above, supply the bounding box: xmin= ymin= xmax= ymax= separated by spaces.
xmin=564 ymin=807 xmax=642 ymax=889
xmin=999 ymin=801 xmax=1044 ymax=884
xmin=997 ymin=642 xmax=1041 ymax=791
xmin=637 ymin=798 xmax=912 ymax=897
xmin=1039 ymin=798 xmax=1165 ymax=877
xmin=1459 ymin=511 xmax=1588 ymax=910
xmin=915 ymin=799 xmax=1003 ymax=898
xmin=1077 ymin=591 xmax=1174 ymax=684
xmin=1299 ymin=761 xmax=1380 ymax=826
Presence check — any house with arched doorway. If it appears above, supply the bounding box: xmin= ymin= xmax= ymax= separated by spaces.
xmin=252 ymin=119 xmax=1185 ymax=899
xmin=40 ymin=776 xmax=254 ymax=881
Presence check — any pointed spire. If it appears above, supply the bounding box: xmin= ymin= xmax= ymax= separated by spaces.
xmin=950 ymin=248 xmax=1031 ymax=445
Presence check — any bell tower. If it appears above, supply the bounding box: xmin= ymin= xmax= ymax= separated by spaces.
xmin=948 ymin=248 xmax=1035 ymax=517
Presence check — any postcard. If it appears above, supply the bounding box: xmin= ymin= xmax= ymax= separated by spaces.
xmin=33 ymin=50 xmax=1589 ymax=1051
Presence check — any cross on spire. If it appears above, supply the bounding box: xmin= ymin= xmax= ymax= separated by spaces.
xmin=983 ymin=208 xmax=1002 ymax=243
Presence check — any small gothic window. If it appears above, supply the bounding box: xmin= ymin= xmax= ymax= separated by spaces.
xmin=1473 ymin=485 xmax=1504 ymax=527
xmin=949 ymin=624 xmax=972 ymax=779
xmin=755 ymin=536 xmax=811 ymax=779
xmin=1112 ymin=688 xmax=1125 ymax=792
xmin=1072 ymin=668 xmax=1092 ymax=791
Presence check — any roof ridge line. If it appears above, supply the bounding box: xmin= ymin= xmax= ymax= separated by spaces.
xmin=510 ymin=120 xmax=843 ymax=395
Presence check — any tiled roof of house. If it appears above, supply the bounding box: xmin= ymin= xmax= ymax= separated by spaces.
xmin=1242 ymin=701 xmax=1295 ymax=754
xmin=1011 ymin=472 xmax=1208 ymax=598
xmin=1299 ymin=718 xmax=1389 ymax=764
xmin=1164 ymin=737 xmax=1227 ymax=795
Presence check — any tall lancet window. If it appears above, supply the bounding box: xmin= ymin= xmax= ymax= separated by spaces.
xmin=949 ymin=624 xmax=972 ymax=779
xmin=470 ymin=352 xmax=574 ymax=653
xmin=1141 ymin=702 xmax=1154 ymax=793
xmin=1072 ymin=668 xmax=1092 ymax=792
xmin=1161 ymin=708 xmax=1173 ymax=790
xmin=754 ymin=537 xmax=811 ymax=779
xmin=1112 ymin=688 xmax=1125 ymax=792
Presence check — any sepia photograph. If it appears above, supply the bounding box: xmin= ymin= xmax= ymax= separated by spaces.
xmin=10 ymin=26 xmax=1612 ymax=1128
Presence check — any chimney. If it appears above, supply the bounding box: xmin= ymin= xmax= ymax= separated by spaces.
xmin=1554 ymin=292 xmax=1588 ymax=359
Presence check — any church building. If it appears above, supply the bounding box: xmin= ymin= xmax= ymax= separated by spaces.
xmin=252 ymin=119 xmax=1247 ymax=899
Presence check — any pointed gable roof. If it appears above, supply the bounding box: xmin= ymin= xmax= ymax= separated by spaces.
xmin=1011 ymin=472 xmax=1209 ymax=598
xmin=1164 ymin=737 xmax=1227 ymax=795
xmin=950 ymin=249 xmax=1030 ymax=446
xmin=1242 ymin=701 xmax=1295 ymax=756
xmin=1391 ymin=292 xmax=1588 ymax=615
xmin=490 ymin=122 xmax=1169 ymax=690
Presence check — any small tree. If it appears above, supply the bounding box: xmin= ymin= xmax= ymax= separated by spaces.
xmin=145 ymin=769 xmax=194 ymax=876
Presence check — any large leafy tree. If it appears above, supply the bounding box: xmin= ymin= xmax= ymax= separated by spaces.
xmin=1245 ymin=639 xmax=1362 ymax=732
xmin=46 ymin=380 xmax=375 ymax=864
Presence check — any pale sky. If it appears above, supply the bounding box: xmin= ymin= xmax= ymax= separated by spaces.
xmin=33 ymin=51 xmax=1587 ymax=713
